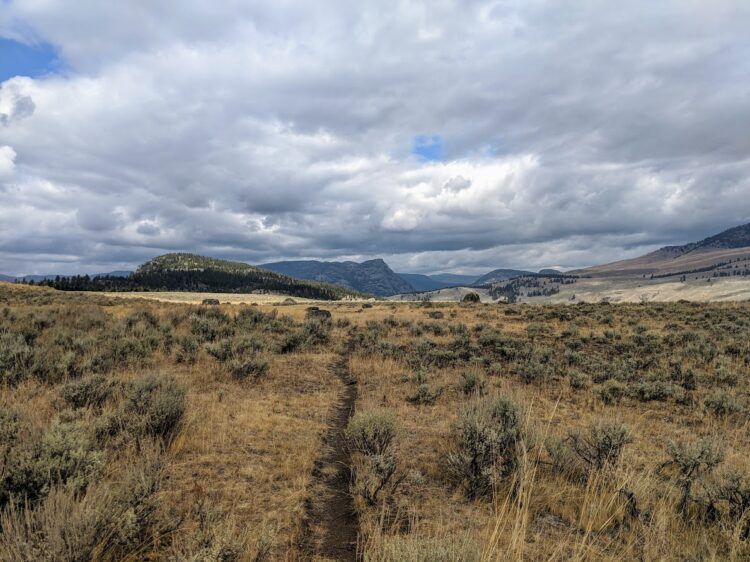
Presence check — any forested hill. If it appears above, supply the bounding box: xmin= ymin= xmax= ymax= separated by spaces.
xmin=32 ymin=253 xmax=363 ymax=300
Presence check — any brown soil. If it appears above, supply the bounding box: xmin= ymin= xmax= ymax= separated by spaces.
xmin=302 ymin=346 xmax=359 ymax=561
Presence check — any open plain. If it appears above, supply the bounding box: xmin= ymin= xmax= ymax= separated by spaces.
xmin=2 ymin=281 xmax=750 ymax=560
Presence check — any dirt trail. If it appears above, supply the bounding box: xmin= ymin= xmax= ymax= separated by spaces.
xmin=302 ymin=346 xmax=359 ymax=561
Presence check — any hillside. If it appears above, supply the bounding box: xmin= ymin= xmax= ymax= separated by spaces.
xmin=578 ymin=222 xmax=750 ymax=278
xmin=37 ymin=253 xmax=362 ymax=300
xmin=428 ymin=273 xmax=479 ymax=285
xmin=396 ymin=273 xmax=455 ymax=291
xmin=260 ymin=258 xmax=412 ymax=296
xmin=475 ymin=268 xmax=534 ymax=285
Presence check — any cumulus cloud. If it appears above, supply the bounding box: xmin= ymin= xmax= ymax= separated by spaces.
xmin=0 ymin=0 xmax=749 ymax=275
xmin=0 ymin=145 xmax=16 ymax=177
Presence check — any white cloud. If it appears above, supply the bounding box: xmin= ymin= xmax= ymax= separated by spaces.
xmin=0 ymin=145 xmax=16 ymax=178
xmin=0 ymin=0 xmax=749 ymax=275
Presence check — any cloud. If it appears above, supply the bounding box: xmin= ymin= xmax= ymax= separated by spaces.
xmin=0 ymin=0 xmax=749 ymax=275
xmin=0 ymin=78 xmax=35 ymax=125
xmin=0 ymin=145 xmax=15 ymax=177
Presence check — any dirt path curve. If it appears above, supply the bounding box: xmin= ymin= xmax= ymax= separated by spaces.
xmin=302 ymin=344 xmax=359 ymax=561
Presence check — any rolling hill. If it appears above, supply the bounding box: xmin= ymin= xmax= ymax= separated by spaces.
xmin=577 ymin=222 xmax=750 ymax=278
xmin=35 ymin=253 xmax=362 ymax=300
xmin=475 ymin=268 xmax=534 ymax=285
xmin=428 ymin=273 xmax=480 ymax=285
xmin=260 ymin=258 xmax=412 ymax=296
xmin=396 ymin=273 xmax=456 ymax=292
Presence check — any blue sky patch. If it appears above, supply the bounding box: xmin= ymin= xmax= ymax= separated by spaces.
xmin=0 ymin=38 xmax=62 ymax=82
xmin=412 ymin=134 xmax=443 ymax=161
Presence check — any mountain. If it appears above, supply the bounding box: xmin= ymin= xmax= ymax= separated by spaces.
xmin=396 ymin=273 xmax=454 ymax=292
xmin=428 ymin=273 xmax=480 ymax=285
xmin=475 ymin=268 xmax=534 ymax=285
xmin=94 ymin=270 xmax=132 ymax=278
xmin=578 ymin=222 xmax=750 ymax=277
xmin=36 ymin=253 xmax=361 ymax=300
xmin=538 ymin=268 xmax=562 ymax=275
xmin=260 ymin=259 xmax=412 ymax=297
xmin=0 ymin=270 xmax=133 ymax=283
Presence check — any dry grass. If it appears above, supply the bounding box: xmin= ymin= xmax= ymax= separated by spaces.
xmin=3 ymin=284 xmax=750 ymax=560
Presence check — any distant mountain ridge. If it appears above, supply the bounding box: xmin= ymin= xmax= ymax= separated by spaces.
xmin=0 ymin=270 xmax=131 ymax=283
xmin=396 ymin=273 xmax=456 ymax=292
xmin=261 ymin=259 xmax=412 ymax=297
xmin=475 ymin=268 xmax=535 ymax=285
xmin=578 ymin=222 xmax=750 ymax=277
xmin=661 ymin=223 xmax=750 ymax=255
xmin=27 ymin=253 xmax=361 ymax=300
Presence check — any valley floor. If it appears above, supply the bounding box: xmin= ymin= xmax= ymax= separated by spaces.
xmin=2 ymin=282 xmax=750 ymax=560
xmin=528 ymin=275 xmax=750 ymax=304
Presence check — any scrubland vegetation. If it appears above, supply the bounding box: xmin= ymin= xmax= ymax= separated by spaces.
xmin=2 ymin=281 xmax=750 ymax=560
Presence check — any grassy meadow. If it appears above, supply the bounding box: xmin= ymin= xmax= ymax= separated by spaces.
xmin=1 ymin=281 xmax=750 ymax=560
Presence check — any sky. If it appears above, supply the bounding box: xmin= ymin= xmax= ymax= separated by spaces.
xmin=1 ymin=1 xmax=749 ymax=276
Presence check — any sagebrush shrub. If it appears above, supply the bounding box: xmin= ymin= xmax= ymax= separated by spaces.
xmin=407 ymin=384 xmax=442 ymax=405
xmin=0 ymin=332 xmax=32 ymax=385
xmin=661 ymin=436 xmax=725 ymax=513
xmin=302 ymin=318 xmax=331 ymax=345
xmin=596 ymin=379 xmax=628 ymax=405
xmin=121 ymin=374 xmax=186 ymax=442
xmin=703 ymin=389 xmax=744 ymax=417
xmin=446 ymin=395 xmax=525 ymax=499
xmin=175 ymin=336 xmax=199 ymax=364
xmin=205 ymin=338 xmax=234 ymax=362
xmin=228 ymin=357 xmax=269 ymax=382
xmin=567 ymin=421 xmax=631 ymax=471
xmin=346 ymin=410 xmax=398 ymax=456
xmin=460 ymin=372 xmax=486 ymax=396
xmin=59 ymin=374 xmax=115 ymax=409
xmin=569 ymin=371 xmax=592 ymax=391
xmin=346 ymin=410 xmax=399 ymax=506
xmin=2 ymin=421 xmax=104 ymax=508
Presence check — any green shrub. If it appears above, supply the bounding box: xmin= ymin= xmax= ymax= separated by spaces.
xmin=707 ymin=468 xmax=750 ymax=538
xmin=121 ymin=374 xmax=186 ymax=442
xmin=630 ymin=380 xmax=684 ymax=403
xmin=0 ymin=450 xmax=164 ymax=562
xmin=228 ymin=357 xmax=269 ymax=382
xmin=0 ymin=408 xmax=20 ymax=457
xmin=279 ymin=332 xmax=304 ymax=353
xmin=545 ymin=436 xmax=586 ymax=482
xmin=345 ymin=410 xmax=398 ymax=456
xmin=460 ymin=372 xmax=486 ymax=396
xmin=0 ymin=333 xmax=32 ymax=385
xmin=660 ymin=436 xmax=725 ymax=513
xmin=703 ymin=389 xmax=744 ymax=417
xmin=595 ymin=379 xmax=628 ymax=405
xmin=2 ymin=421 xmax=104 ymax=508
xmin=517 ymin=359 xmax=550 ymax=385
xmin=461 ymin=292 xmax=480 ymax=304
xmin=446 ymin=395 xmax=525 ymax=499
xmin=302 ymin=318 xmax=331 ymax=346
xmin=346 ymin=410 xmax=399 ymax=506
xmin=407 ymin=384 xmax=442 ymax=405
xmin=715 ymin=366 xmax=739 ymax=387
xmin=175 ymin=336 xmax=199 ymax=364
xmin=569 ymin=371 xmax=592 ymax=391
xmin=59 ymin=374 xmax=115 ymax=409
xmin=567 ymin=421 xmax=631 ymax=471
xmin=189 ymin=312 xmax=234 ymax=342
xmin=205 ymin=337 xmax=234 ymax=362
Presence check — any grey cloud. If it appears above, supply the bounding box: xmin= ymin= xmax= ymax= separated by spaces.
xmin=1 ymin=0 xmax=749 ymax=275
